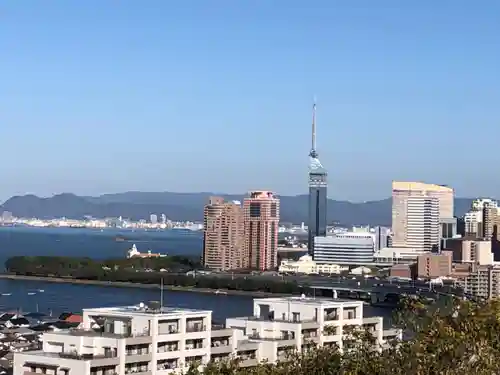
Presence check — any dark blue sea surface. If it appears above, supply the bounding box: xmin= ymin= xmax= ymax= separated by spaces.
xmin=0 ymin=226 xmax=202 ymax=264
xmin=0 ymin=227 xmax=392 ymax=325
xmin=0 ymin=279 xmax=253 ymax=323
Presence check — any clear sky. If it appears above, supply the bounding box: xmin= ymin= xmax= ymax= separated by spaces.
xmin=1 ymin=1 xmax=499 ymax=202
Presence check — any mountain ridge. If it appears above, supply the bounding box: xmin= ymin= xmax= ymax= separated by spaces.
xmin=0 ymin=192 xmax=475 ymax=226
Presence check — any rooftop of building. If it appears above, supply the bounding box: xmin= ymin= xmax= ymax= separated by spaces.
xmin=247 ymin=191 xmax=277 ymax=199
xmin=392 ymin=181 xmax=454 ymax=193
xmin=83 ymin=304 xmax=212 ymax=318
xmin=253 ymin=296 xmax=363 ymax=307
xmin=229 ymin=315 xmax=319 ymax=324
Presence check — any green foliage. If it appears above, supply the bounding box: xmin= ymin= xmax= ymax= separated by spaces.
xmin=196 ymin=298 xmax=500 ymax=375
xmin=4 ymin=256 xmax=307 ymax=294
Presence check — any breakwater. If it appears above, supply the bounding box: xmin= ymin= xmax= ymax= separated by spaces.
xmin=0 ymin=274 xmax=284 ymax=298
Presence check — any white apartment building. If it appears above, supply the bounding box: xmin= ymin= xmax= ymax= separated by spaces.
xmin=463 ymin=265 xmax=500 ymax=299
xmin=464 ymin=198 xmax=499 ymax=236
xmin=225 ymin=296 xmax=399 ymax=363
xmin=373 ymin=246 xmax=431 ymax=265
xmin=14 ymin=303 xmax=240 ymax=375
xmin=471 ymin=198 xmax=498 ymax=211
xmin=464 ymin=210 xmax=482 ymax=235
xmin=14 ymin=298 xmax=400 ymax=375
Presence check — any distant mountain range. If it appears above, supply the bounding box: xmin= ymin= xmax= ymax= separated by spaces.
xmin=0 ymin=192 xmax=475 ymax=226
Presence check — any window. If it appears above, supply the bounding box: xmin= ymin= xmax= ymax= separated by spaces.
xmin=270 ymin=203 xmax=277 ymax=217
xmin=249 ymin=203 xmax=261 ymax=217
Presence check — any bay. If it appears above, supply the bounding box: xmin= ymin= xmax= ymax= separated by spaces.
xmin=0 ymin=226 xmax=202 ymax=264
xmin=0 ymin=227 xmax=394 ymax=326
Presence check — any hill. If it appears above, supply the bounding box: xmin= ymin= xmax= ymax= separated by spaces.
xmin=0 ymin=192 xmax=475 ymax=225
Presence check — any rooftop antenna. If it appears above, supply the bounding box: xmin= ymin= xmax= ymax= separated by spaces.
xmin=309 ymin=97 xmax=318 ymax=159
xmin=160 ymin=278 xmax=164 ymax=312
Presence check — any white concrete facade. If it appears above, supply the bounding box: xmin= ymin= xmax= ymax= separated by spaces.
xmin=392 ymin=181 xmax=452 ymax=251
xmin=225 ymin=296 xmax=396 ymax=364
xmin=373 ymin=246 xmax=432 ymax=265
xmin=313 ymin=234 xmax=375 ymax=265
xmin=278 ymin=255 xmax=348 ymax=275
xmin=14 ymin=304 xmax=234 ymax=375
xmin=14 ymin=298 xmax=399 ymax=375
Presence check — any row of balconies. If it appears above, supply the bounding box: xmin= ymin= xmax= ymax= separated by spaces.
xmin=158 ymin=319 xmax=207 ymax=335
xmin=262 ymin=307 xmax=359 ymax=324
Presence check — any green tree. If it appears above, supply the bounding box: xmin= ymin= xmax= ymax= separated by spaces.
xmin=196 ymin=298 xmax=500 ymax=375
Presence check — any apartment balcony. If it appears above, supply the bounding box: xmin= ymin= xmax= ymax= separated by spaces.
xmin=210 ymin=338 xmax=233 ymax=355
xmin=124 ymin=371 xmax=151 ymax=375
xmin=210 ymin=345 xmax=233 ymax=355
xmin=323 ymin=314 xmax=340 ymax=322
xmin=239 ymin=358 xmax=259 ymax=367
xmin=186 ymin=325 xmax=207 ymax=333
xmin=301 ymin=320 xmax=321 ymax=329
xmin=59 ymin=351 xmax=120 ymax=366
xmin=302 ymin=334 xmax=320 ymax=344
xmin=211 ymin=327 xmax=234 ymax=338
xmin=236 ymin=340 xmax=260 ymax=351
xmin=68 ymin=329 xmax=151 ymax=344
xmin=248 ymin=315 xmax=319 ymax=328
xmin=248 ymin=333 xmax=296 ymax=347
xmin=157 ymin=346 xmax=179 ymax=353
xmin=124 ymin=353 xmax=152 ymax=363
xmin=126 ymin=335 xmax=154 ymax=345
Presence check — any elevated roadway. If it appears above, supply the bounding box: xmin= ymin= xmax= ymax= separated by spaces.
xmin=308 ymin=282 xmax=470 ymax=306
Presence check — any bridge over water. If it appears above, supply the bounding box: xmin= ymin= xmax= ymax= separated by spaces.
xmin=308 ymin=282 xmax=468 ymax=307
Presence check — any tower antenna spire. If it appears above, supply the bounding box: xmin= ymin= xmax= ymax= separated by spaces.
xmin=310 ymin=97 xmax=318 ymax=158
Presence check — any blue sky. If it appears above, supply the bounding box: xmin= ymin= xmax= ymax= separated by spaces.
xmin=1 ymin=1 xmax=499 ymax=202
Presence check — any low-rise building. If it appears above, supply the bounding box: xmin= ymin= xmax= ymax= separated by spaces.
xmin=313 ymin=233 xmax=375 ymax=265
xmin=14 ymin=302 xmax=227 ymax=375
xmin=462 ymin=264 xmax=500 ymax=299
xmin=278 ymin=255 xmax=348 ymax=275
xmin=446 ymin=238 xmax=494 ymax=265
xmin=14 ymin=298 xmax=400 ymax=374
xmin=373 ymin=247 xmax=430 ymax=266
xmin=389 ymin=264 xmax=412 ymax=279
xmin=225 ymin=296 xmax=399 ymax=361
xmin=416 ymin=252 xmax=452 ymax=279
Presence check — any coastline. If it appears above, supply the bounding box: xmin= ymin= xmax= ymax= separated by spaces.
xmin=0 ymin=274 xmax=287 ymax=298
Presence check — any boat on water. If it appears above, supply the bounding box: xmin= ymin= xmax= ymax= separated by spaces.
xmin=214 ymin=290 xmax=228 ymax=295
xmin=38 ymin=289 xmax=45 ymax=293
xmin=1 ymin=293 xmax=11 ymax=296
xmin=27 ymin=292 xmax=36 ymax=296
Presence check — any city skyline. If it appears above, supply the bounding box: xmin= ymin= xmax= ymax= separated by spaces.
xmin=1 ymin=1 xmax=499 ymax=200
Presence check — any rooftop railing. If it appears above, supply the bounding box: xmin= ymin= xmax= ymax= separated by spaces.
xmin=59 ymin=351 xmax=117 ymax=360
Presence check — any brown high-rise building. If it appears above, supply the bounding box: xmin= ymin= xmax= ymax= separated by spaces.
xmin=482 ymin=202 xmax=498 ymax=240
xmin=243 ymin=191 xmax=280 ymax=271
xmin=202 ymin=197 xmax=244 ymax=271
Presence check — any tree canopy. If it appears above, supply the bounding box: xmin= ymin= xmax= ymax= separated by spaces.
xmin=194 ymin=298 xmax=500 ymax=375
xmin=4 ymin=256 xmax=307 ymax=294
